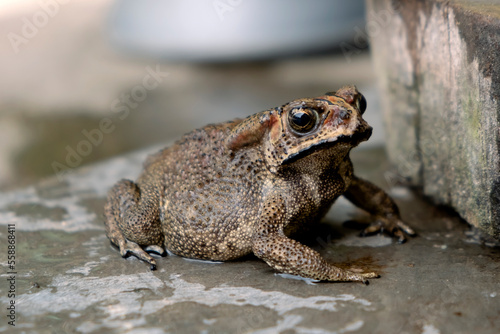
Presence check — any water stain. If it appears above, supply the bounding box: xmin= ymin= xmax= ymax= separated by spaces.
xmin=6 ymin=202 xmax=67 ymax=221
xmin=35 ymin=178 xmax=71 ymax=200
xmin=334 ymin=255 xmax=386 ymax=275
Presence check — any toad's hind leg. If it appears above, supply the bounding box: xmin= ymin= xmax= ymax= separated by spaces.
xmin=104 ymin=179 xmax=165 ymax=270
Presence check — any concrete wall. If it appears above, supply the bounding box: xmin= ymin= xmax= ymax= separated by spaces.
xmin=367 ymin=0 xmax=500 ymax=239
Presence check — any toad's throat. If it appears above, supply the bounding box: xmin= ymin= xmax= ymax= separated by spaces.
xmin=281 ymin=127 xmax=372 ymax=165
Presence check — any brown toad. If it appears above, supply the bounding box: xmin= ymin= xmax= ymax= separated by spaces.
xmin=104 ymin=85 xmax=415 ymax=283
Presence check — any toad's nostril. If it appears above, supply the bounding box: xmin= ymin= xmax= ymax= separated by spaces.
xmin=339 ymin=109 xmax=349 ymax=120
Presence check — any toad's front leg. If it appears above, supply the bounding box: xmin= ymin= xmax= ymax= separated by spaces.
xmin=251 ymin=194 xmax=378 ymax=284
xmin=344 ymin=175 xmax=416 ymax=243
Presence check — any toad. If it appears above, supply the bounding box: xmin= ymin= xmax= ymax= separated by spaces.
xmin=104 ymin=85 xmax=415 ymax=283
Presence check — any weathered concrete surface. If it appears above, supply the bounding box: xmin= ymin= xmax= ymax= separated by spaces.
xmin=0 ymin=146 xmax=499 ymax=333
xmin=367 ymin=0 xmax=500 ymax=239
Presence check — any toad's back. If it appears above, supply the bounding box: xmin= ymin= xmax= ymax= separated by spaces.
xmin=142 ymin=120 xmax=268 ymax=260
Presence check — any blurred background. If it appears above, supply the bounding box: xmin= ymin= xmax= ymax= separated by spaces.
xmin=0 ymin=0 xmax=383 ymax=191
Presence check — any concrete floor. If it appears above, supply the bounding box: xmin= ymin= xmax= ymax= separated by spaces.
xmin=0 ymin=144 xmax=499 ymax=334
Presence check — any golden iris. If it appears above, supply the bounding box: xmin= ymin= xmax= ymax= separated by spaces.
xmin=288 ymin=107 xmax=319 ymax=134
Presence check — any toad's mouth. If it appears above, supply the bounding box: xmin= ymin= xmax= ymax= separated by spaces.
xmin=281 ymin=126 xmax=372 ymax=165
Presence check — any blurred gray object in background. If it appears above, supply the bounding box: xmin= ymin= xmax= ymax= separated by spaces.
xmin=108 ymin=0 xmax=365 ymax=61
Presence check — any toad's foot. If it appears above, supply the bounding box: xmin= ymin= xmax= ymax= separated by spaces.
xmin=361 ymin=215 xmax=416 ymax=243
xmin=116 ymin=239 xmax=166 ymax=271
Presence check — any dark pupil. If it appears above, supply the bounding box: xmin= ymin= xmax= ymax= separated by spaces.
xmin=292 ymin=112 xmax=312 ymax=128
xmin=289 ymin=108 xmax=317 ymax=133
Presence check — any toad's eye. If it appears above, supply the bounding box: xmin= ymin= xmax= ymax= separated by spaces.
xmin=288 ymin=107 xmax=319 ymax=135
xmin=357 ymin=94 xmax=367 ymax=114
